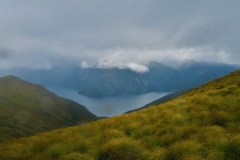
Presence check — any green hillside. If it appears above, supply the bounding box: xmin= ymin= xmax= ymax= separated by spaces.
xmin=125 ymin=89 xmax=189 ymax=114
xmin=0 ymin=75 xmax=98 ymax=142
xmin=1 ymin=70 xmax=240 ymax=159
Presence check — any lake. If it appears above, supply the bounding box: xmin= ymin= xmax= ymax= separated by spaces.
xmin=46 ymin=86 xmax=170 ymax=117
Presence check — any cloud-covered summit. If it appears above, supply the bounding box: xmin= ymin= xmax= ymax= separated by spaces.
xmin=0 ymin=0 xmax=240 ymax=70
xmin=80 ymin=60 xmax=149 ymax=73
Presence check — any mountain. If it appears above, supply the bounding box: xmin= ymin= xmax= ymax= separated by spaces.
xmin=1 ymin=70 xmax=240 ymax=159
xmin=0 ymin=61 xmax=239 ymax=97
xmin=178 ymin=60 xmax=239 ymax=87
xmin=143 ymin=61 xmax=187 ymax=91
xmin=125 ymin=89 xmax=188 ymax=114
xmin=77 ymin=61 xmax=239 ymax=96
xmin=78 ymin=68 xmax=148 ymax=96
xmin=0 ymin=75 xmax=98 ymax=142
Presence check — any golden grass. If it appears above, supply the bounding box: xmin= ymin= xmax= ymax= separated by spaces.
xmin=1 ymin=70 xmax=240 ymax=159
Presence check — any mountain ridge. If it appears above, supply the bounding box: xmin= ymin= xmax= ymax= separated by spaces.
xmin=0 ymin=61 xmax=239 ymax=97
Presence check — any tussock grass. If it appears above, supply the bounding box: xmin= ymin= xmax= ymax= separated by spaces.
xmin=60 ymin=152 xmax=93 ymax=160
xmin=96 ymin=138 xmax=144 ymax=160
xmin=1 ymin=70 xmax=240 ymax=159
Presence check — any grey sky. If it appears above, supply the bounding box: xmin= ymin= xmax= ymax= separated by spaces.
xmin=0 ymin=0 xmax=240 ymax=70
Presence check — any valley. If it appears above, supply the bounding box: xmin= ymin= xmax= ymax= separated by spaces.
xmin=1 ymin=69 xmax=240 ymax=159
xmin=46 ymin=86 xmax=170 ymax=117
xmin=1 ymin=1 xmax=240 ymax=159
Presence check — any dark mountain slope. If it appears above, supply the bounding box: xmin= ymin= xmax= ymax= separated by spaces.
xmin=78 ymin=68 xmax=148 ymax=97
xmin=178 ymin=60 xmax=239 ymax=88
xmin=143 ymin=61 xmax=187 ymax=91
xmin=0 ymin=75 xmax=98 ymax=142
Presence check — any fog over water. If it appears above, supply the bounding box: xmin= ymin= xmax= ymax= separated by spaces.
xmin=46 ymin=86 xmax=170 ymax=117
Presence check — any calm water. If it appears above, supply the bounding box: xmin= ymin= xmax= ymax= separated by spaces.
xmin=46 ymin=86 xmax=170 ymax=117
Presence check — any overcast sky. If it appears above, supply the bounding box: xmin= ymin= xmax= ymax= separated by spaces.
xmin=0 ymin=0 xmax=240 ymax=71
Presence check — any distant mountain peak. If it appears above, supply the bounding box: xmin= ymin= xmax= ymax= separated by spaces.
xmin=180 ymin=59 xmax=198 ymax=67
xmin=147 ymin=61 xmax=167 ymax=67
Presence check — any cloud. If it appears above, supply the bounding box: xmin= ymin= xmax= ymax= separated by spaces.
xmin=80 ymin=61 xmax=90 ymax=68
xmin=81 ymin=47 xmax=232 ymax=68
xmin=96 ymin=61 xmax=149 ymax=73
xmin=32 ymin=60 xmax=52 ymax=70
xmin=0 ymin=0 xmax=240 ymax=70
xmin=0 ymin=49 xmax=11 ymax=59
xmin=79 ymin=51 xmax=149 ymax=72
xmin=126 ymin=63 xmax=149 ymax=73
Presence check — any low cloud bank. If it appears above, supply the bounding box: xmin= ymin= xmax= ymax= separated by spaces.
xmin=125 ymin=63 xmax=149 ymax=73
xmin=80 ymin=60 xmax=149 ymax=73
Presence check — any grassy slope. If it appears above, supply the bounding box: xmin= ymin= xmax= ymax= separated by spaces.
xmin=125 ymin=89 xmax=189 ymax=114
xmin=1 ymin=70 xmax=240 ymax=159
xmin=0 ymin=75 xmax=98 ymax=142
